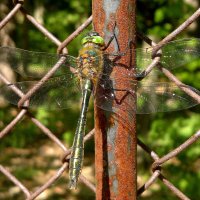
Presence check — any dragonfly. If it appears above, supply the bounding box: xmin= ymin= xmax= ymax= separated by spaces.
xmin=0 ymin=33 xmax=200 ymax=189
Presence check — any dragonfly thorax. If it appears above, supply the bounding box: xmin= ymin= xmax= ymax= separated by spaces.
xmin=78 ymin=41 xmax=104 ymax=83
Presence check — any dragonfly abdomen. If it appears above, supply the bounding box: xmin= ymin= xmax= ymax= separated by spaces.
xmin=68 ymin=79 xmax=93 ymax=189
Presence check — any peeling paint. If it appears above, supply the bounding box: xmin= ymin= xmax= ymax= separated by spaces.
xmin=107 ymin=121 xmax=117 ymax=177
xmin=112 ymin=178 xmax=119 ymax=195
xmin=103 ymin=0 xmax=120 ymax=51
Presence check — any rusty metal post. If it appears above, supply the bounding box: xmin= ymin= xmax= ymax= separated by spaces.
xmin=93 ymin=0 xmax=137 ymax=199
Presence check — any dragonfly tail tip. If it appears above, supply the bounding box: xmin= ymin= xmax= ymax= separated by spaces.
xmin=68 ymin=179 xmax=78 ymax=190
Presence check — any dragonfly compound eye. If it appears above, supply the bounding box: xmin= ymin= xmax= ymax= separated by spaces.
xmin=81 ymin=32 xmax=105 ymax=46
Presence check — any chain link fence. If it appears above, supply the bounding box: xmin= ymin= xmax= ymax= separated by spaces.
xmin=0 ymin=0 xmax=200 ymax=199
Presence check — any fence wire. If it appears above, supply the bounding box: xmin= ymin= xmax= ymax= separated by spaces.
xmin=0 ymin=0 xmax=199 ymax=199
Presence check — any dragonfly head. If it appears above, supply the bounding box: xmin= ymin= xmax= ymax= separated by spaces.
xmin=81 ymin=31 xmax=105 ymax=47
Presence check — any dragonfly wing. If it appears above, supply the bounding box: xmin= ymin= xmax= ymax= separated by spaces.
xmin=136 ymin=47 xmax=152 ymax=73
xmin=0 ymin=47 xmax=77 ymax=78
xmin=95 ymin=77 xmax=200 ymax=114
xmin=136 ymin=38 xmax=200 ymax=73
xmin=137 ymin=82 xmax=200 ymax=113
xmin=0 ymin=75 xmax=81 ymax=110
xmin=161 ymin=38 xmax=200 ymax=69
xmin=94 ymin=77 xmax=116 ymax=113
xmin=95 ymin=76 xmax=136 ymax=114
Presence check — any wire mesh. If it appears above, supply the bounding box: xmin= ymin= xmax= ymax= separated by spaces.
xmin=0 ymin=0 xmax=199 ymax=199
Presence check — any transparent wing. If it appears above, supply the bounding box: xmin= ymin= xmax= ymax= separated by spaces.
xmin=0 ymin=47 xmax=77 ymax=78
xmin=97 ymin=42 xmax=200 ymax=114
xmin=0 ymin=75 xmax=81 ymax=110
xmin=136 ymin=38 xmax=200 ymax=73
xmin=136 ymin=82 xmax=200 ymax=113
xmin=95 ymin=76 xmax=200 ymax=114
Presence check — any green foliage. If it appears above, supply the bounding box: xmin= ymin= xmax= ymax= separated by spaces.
xmin=14 ymin=0 xmax=92 ymax=55
xmin=145 ymin=112 xmax=200 ymax=154
xmin=137 ymin=0 xmax=197 ymax=39
xmin=63 ymin=130 xmax=74 ymax=146
xmin=15 ymin=167 xmax=38 ymax=180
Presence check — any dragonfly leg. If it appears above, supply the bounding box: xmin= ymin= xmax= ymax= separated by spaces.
xmin=102 ymin=35 xmax=115 ymax=51
xmin=112 ymin=88 xmax=136 ymax=105
xmin=102 ymin=21 xmax=118 ymax=51
xmin=102 ymin=21 xmax=135 ymax=57
xmin=108 ymin=40 xmax=135 ymax=57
